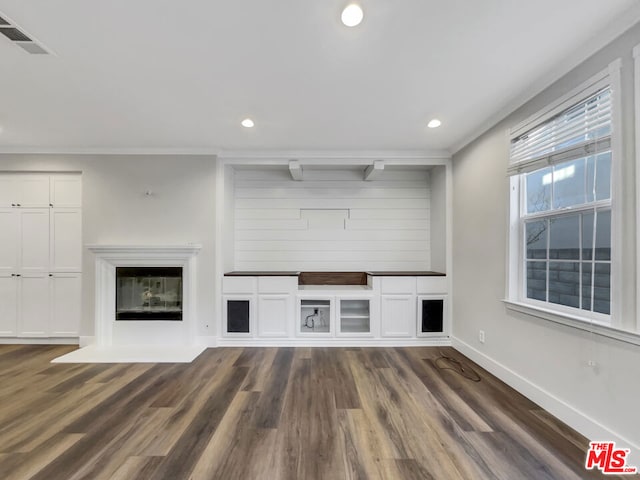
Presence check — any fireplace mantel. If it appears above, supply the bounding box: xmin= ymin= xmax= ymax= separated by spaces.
xmin=87 ymin=244 xmax=202 ymax=256
xmin=87 ymin=244 xmax=202 ymax=347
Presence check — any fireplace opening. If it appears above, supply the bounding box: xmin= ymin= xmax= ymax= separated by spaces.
xmin=115 ymin=267 xmax=183 ymax=321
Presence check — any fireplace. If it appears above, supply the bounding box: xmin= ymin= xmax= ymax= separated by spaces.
xmin=116 ymin=267 xmax=183 ymax=321
xmin=88 ymin=244 xmax=201 ymax=347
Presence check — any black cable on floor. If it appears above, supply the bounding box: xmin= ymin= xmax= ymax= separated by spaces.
xmin=434 ymin=352 xmax=481 ymax=382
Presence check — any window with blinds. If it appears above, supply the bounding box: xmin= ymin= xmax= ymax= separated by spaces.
xmin=509 ymin=84 xmax=613 ymax=320
xmin=508 ymin=87 xmax=612 ymax=176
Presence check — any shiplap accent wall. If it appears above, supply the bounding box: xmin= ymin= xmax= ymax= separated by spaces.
xmin=233 ymin=167 xmax=431 ymax=271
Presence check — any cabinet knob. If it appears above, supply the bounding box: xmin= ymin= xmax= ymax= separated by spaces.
xmin=16 ymin=203 xmax=21 ymax=207
xmin=11 ymin=203 xmax=15 ymax=207
xmin=49 ymin=203 xmax=53 ymax=207
xmin=15 ymin=274 xmax=21 ymax=277
xmin=11 ymin=273 xmax=15 ymax=277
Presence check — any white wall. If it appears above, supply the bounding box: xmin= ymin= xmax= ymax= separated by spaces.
xmin=0 ymin=154 xmax=217 ymax=337
xmin=452 ymin=23 xmax=640 ymax=456
xmin=233 ymin=166 xmax=431 ymax=271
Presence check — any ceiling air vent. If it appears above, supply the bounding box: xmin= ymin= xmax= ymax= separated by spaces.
xmin=0 ymin=27 xmax=31 ymax=42
xmin=0 ymin=11 xmax=49 ymax=54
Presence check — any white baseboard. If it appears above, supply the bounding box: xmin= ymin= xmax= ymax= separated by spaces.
xmin=0 ymin=337 xmax=79 ymax=345
xmin=196 ymin=336 xmax=218 ymax=348
xmin=451 ymin=336 xmax=640 ymax=460
xmin=215 ymin=337 xmax=452 ymax=348
xmin=79 ymin=336 xmax=95 ymax=347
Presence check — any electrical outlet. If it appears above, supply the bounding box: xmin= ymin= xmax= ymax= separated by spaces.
xmin=479 ymin=330 xmax=485 ymax=343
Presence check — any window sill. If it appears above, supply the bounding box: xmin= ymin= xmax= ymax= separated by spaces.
xmin=502 ymin=300 xmax=640 ymax=346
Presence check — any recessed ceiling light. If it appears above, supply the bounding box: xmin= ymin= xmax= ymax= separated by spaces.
xmin=241 ymin=118 xmax=254 ymax=128
xmin=341 ymin=4 xmax=364 ymax=27
xmin=427 ymin=119 xmax=442 ymax=129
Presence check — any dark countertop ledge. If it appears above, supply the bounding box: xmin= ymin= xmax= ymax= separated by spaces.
xmin=224 ymin=271 xmax=300 ymax=276
xmin=366 ymin=271 xmax=446 ymax=276
xmin=224 ymin=271 xmax=446 ymax=277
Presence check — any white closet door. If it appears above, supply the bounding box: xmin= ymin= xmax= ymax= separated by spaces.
xmin=50 ymin=209 xmax=82 ymax=272
xmin=50 ymin=175 xmax=82 ymax=208
xmin=18 ymin=273 xmax=50 ymax=337
xmin=18 ymin=175 xmax=50 ymax=207
xmin=50 ymin=273 xmax=81 ymax=337
xmin=0 ymin=176 xmax=19 ymax=207
xmin=0 ymin=274 xmax=18 ymax=336
xmin=20 ymin=209 xmax=50 ymax=273
xmin=0 ymin=209 xmax=20 ymax=273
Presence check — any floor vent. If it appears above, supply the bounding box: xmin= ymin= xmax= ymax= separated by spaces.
xmin=0 ymin=11 xmax=49 ymax=54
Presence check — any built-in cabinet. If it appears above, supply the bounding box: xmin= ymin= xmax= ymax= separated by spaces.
xmin=222 ymin=273 xmax=448 ymax=344
xmin=377 ymin=276 xmax=448 ymax=338
xmin=0 ymin=173 xmax=82 ymax=338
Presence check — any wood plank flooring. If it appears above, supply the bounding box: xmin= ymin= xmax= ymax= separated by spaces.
xmin=0 ymin=345 xmax=628 ymax=479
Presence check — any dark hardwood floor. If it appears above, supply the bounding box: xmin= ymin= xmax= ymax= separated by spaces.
xmin=0 ymin=345 xmax=629 ymax=479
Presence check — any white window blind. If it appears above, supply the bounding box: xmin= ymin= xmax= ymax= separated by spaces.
xmin=508 ymin=87 xmax=611 ymax=176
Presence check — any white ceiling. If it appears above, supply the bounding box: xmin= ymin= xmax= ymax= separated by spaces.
xmin=0 ymin=0 xmax=639 ymax=154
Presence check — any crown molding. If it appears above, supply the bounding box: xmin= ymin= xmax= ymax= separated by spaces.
xmin=217 ymin=149 xmax=451 ymax=161
xmin=0 ymin=147 xmax=221 ymax=156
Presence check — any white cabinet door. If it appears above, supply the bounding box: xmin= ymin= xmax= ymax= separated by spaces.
xmin=18 ymin=175 xmax=50 ymax=208
xmin=20 ymin=209 xmax=50 ymax=273
xmin=50 ymin=175 xmax=82 ymax=208
xmin=0 ymin=175 xmax=19 ymax=207
xmin=50 ymin=209 xmax=82 ymax=272
xmin=18 ymin=273 xmax=50 ymax=337
xmin=258 ymin=295 xmax=290 ymax=337
xmin=50 ymin=273 xmax=81 ymax=337
xmin=380 ymin=295 xmax=415 ymax=337
xmin=0 ymin=274 xmax=18 ymax=336
xmin=0 ymin=209 xmax=20 ymax=274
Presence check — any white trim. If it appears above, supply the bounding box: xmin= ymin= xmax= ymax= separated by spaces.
xmin=218 ymin=150 xmax=450 ymax=161
xmin=214 ymin=158 xmax=225 ymax=338
xmin=79 ymin=335 xmax=95 ymax=347
xmin=608 ymin=58 xmax=624 ymax=327
xmin=0 ymin=147 xmax=221 ymax=155
xmin=452 ymin=336 xmax=640 ymax=458
xmin=503 ymin=300 xmax=640 ymax=346
xmin=288 ymin=160 xmax=304 ymax=181
xmin=196 ymin=336 xmax=218 ymax=348
xmin=86 ymin=244 xmax=202 ymax=256
xmin=0 ymin=337 xmax=79 ymax=345
xmin=507 ymin=62 xmax=621 ymax=327
xmin=444 ymin=161 xmax=454 ymax=337
xmin=87 ymin=244 xmax=201 ymax=347
xmin=216 ymin=337 xmax=451 ymax=347
xmin=451 ymin=1 xmax=640 ymax=153
xmin=364 ymin=160 xmax=385 ymax=181
xmin=634 ymin=43 xmax=640 ymax=333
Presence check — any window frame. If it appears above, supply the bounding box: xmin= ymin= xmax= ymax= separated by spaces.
xmin=506 ymin=61 xmax=623 ymax=330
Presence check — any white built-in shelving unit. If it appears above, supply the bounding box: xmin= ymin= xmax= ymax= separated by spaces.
xmin=0 ymin=173 xmax=82 ymax=339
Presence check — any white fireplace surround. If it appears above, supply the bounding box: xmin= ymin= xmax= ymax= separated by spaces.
xmin=87 ymin=244 xmax=201 ymax=347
